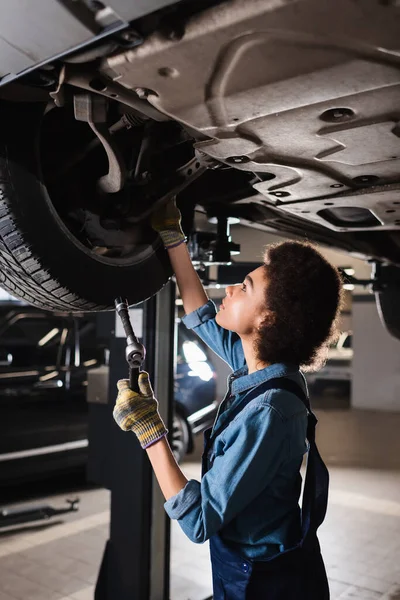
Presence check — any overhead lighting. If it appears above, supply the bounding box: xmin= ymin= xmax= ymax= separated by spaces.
xmin=0 ymin=353 xmax=13 ymax=366
xmin=0 ymin=370 xmax=39 ymax=379
xmin=83 ymin=359 xmax=98 ymax=367
xmin=175 ymin=299 xmax=183 ymax=306
xmin=343 ymin=284 xmax=355 ymax=291
xmin=208 ymin=216 xmax=240 ymax=225
xmin=343 ymin=268 xmax=355 ymax=276
xmin=39 ymin=371 xmax=59 ymax=381
xmin=38 ymin=328 xmax=60 ymax=347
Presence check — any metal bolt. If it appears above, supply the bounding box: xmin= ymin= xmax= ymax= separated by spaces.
xmin=135 ymin=88 xmax=148 ymax=99
xmin=121 ymin=31 xmax=139 ymax=42
xmin=320 ymin=108 xmax=354 ymax=123
xmin=330 ymin=183 xmax=344 ymax=188
xmin=271 ymin=191 xmax=291 ymax=198
xmin=227 ymin=156 xmax=250 ymax=164
xmin=352 ymin=175 xmax=379 ymax=185
xmin=158 ymin=67 xmax=179 ymax=78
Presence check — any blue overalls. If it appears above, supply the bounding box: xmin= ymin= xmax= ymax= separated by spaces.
xmin=202 ymin=376 xmax=330 ymax=600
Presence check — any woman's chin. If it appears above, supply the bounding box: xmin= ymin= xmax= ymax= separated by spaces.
xmin=216 ymin=310 xmax=230 ymax=330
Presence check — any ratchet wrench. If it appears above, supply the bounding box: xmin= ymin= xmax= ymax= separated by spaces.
xmin=114 ymin=298 xmax=146 ymax=392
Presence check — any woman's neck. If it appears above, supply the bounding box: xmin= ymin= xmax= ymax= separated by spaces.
xmin=241 ymin=337 xmax=270 ymax=374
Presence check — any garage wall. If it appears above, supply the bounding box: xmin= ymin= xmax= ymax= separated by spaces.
xmin=316 ymin=408 xmax=400 ymax=469
xmin=352 ymin=296 xmax=400 ymax=412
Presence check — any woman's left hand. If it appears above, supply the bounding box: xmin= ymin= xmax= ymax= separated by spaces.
xmin=113 ymin=371 xmax=168 ymax=449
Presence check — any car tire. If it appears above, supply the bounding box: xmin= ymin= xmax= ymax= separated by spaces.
xmin=375 ymin=265 xmax=400 ymax=341
xmin=172 ymin=413 xmax=190 ymax=464
xmin=0 ymin=100 xmax=172 ymax=311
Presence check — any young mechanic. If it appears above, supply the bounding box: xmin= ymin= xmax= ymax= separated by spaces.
xmin=113 ymin=200 xmax=342 ymax=599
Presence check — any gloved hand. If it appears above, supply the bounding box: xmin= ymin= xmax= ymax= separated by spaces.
xmin=113 ymin=371 xmax=168 ymax=449
xmin=151 ymin=198 xmax=186 ymax=249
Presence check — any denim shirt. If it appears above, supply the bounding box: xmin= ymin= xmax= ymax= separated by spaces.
xmin=164 ymin=300 xmax=308 ymax=561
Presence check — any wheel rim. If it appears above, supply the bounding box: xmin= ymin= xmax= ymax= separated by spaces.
xmin=39 ymin=105 xmax=159 ymax=266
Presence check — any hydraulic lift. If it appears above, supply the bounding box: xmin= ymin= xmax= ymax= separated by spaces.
xmin=87 ymin=282 xmax=176 ymax=600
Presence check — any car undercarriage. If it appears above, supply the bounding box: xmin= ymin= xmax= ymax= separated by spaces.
xmin=0 ymin=0 xmax=399 ymax=330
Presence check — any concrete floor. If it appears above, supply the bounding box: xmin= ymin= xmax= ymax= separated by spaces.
xmin=0 ymin=449 xmax=399 ymax=600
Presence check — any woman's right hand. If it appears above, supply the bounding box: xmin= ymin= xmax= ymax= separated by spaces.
xmin=113 ymin=371 xmax=168 ymax=449
xmin=152 ymin=197 xmax=208 ymax=314
xmin=151 ymin=198 xmax=186 ymax=249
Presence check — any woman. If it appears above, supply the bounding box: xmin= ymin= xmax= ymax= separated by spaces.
xmin=113 ymin=200 xmax=342 ymax=599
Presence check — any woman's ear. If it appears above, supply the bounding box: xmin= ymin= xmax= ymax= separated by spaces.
xmin=256 ymin=310 xmax=275 ymax=331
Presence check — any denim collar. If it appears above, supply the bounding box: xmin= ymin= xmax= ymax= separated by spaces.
xmin=230 ymin=362 xmax=299 ymax=395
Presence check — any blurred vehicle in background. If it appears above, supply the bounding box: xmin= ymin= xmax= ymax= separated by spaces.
xmin=0 ymin=298 xmax=217 ymax=485
xmin=174 ymin=324 xmax=218 ymax=460
xmin=326 ymin=331 xmax=353 ymax=362
xmin=306 ymin=331 xmax=352 ymax=405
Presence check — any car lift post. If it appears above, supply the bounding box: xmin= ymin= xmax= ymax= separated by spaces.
xmin=87 ymin=281 xmax=176 ymax=600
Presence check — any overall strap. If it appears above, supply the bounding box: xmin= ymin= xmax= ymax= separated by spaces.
xmin=208 ymin=375 xmax=329 ymax=544
xmin=209 ymin=378 xmax=274 ymax=443
xmin=264 ymin=377 xmax=329 ymax=545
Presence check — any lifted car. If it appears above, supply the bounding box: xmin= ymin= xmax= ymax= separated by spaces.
xmin=0 ymin=0 xmax=399 ymax=337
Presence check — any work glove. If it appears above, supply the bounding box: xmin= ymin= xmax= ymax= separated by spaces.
xmin=113 ymin=371 xmax=168 ymax=449
xmin=151 ymin=198 xmax=186 ymax=249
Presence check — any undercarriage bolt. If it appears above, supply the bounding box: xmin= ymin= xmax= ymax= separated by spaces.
xmin=271 ymin=191 xmax=291 ymax=197
xmin=320 ymin=108 xmax=354 ymax=122
xmin=226 ymin=156 xmax=250 ymax=164
xmin=120 ymin=30 xmax=141 ymax=43
xmin=135 ymin=88 xmax=148 ymax=99
xmin=352 ymin=175 xmax=379 ymax=185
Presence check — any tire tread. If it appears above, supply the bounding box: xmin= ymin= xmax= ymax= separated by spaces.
xmin=0 ymin=174 xmax=102 ymax=311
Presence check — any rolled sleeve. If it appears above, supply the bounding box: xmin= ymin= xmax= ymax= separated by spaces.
xmin=164 ymin=479 xmax=201 ymax=520
xmin=181 ymin=300 xmax=245 ymax=371
xmin=181 ymin=300 xmax=217 ymax=329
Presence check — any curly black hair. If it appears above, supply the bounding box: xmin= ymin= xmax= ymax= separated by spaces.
xmin=254 ymin=241 xmax=343 ymax=371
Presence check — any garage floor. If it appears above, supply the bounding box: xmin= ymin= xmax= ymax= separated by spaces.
xmin=0 ymin=454 xmax=399 ymax=600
